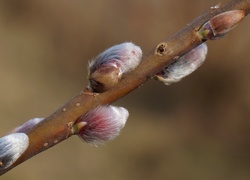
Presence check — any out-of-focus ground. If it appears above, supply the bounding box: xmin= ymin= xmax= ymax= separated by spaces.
xmin=0 ymin=0 xmax=250 ymax=179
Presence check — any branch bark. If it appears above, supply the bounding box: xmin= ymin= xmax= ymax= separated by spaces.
xmin=1 ymin=0 xmax=250 ymax=175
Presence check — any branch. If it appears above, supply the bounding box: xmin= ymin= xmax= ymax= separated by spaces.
xmin=1 ymin=0 xmax=250 ymax=175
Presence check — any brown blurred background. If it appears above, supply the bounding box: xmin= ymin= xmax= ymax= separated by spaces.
xmin=0 ymin=0 xmax=250 ymax=179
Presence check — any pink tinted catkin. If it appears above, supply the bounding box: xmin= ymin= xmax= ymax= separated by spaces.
xmin=75 ymin=105 xmax=129 ymax=145
xmin=88 ymin=42 xmax=142 ymax=92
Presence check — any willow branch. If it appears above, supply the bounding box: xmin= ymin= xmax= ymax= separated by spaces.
xmin=1 ymin=0 xmax=250 ymax=175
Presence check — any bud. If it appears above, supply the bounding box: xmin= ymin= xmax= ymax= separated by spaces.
xmin=198 ymin=10 xmax=245 ymax=40
xmin=10 ymin=118 xmax=44 ymax=133
xmin=155 ymin=43 xmax=207 ymax=85
xmin=0 ymin=133 xmax=29 ymax=169
xmin=88 ymin=42 xmax=142 ymax=92
xmin=75 ymin=105 xmax=129 ymax=145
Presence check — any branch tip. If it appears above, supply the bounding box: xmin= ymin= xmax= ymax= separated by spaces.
xmin=198 ymin=10 xmax=246 ymax=40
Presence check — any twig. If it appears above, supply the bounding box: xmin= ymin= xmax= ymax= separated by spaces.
xmin=0 ymin=0 xmax=249 ymax=175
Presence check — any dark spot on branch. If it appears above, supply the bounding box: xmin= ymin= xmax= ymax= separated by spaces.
xmin=156 ymin=43 xmax=168 ymax=55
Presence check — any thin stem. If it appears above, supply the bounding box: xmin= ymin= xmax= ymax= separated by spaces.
xmin=1 ymin=0 xmax=250 ymax=175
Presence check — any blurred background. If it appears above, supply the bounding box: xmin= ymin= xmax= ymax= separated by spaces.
xmin=0 ymin=0 xmax=250 ymax=179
